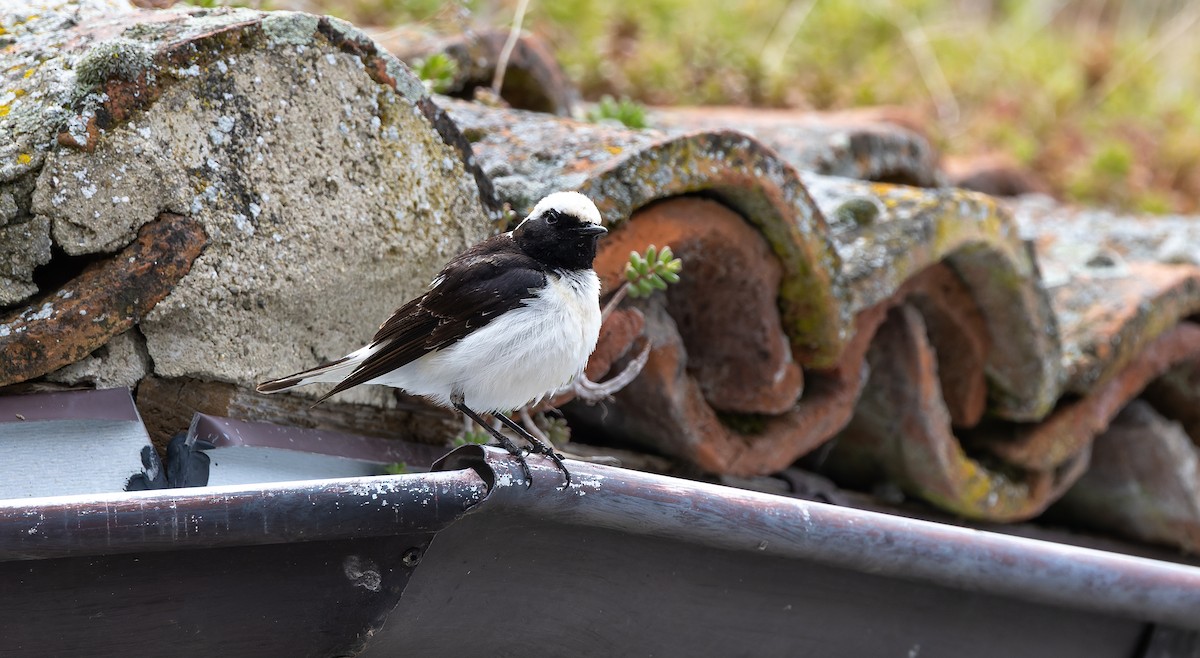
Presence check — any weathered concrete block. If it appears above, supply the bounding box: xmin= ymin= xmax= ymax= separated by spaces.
xmin=46 ymin=328 xmax=151 ymax=389
xmin=0 ymin=192 xmax=18 ymax=226
xmin=33 ymin=122 xmax=190 ymax=254
xmin=2 ymin=2 xmax=494 ymax=396
xmin=0 ymin=216 xmax=51 ymax=305
xmin=0 ymin=214 xmax=205 ymax=387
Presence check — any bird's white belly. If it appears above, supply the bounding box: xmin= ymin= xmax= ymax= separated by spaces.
xmin=371 ymin=271 xmax=601 ymax=412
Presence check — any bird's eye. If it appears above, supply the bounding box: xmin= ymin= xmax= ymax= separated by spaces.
xmin=545 ymin=211 xmax=560 ymax=225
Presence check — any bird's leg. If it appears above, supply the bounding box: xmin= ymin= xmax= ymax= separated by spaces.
xmin=493 ymin=412 xmax=571 ymax=488
xmin=452 ymin=396 xmax=533 ymax=487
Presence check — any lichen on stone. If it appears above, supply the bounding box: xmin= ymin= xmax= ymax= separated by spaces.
xmin=0 ymin=191 xmax=17 ymax=226
xmin=0 ymin=215 xmax=52 ymax=305
xmin=261 ymin=12 xmax=318 ymax=47
xmin=73 ymin=38 xmax=154 ymax=90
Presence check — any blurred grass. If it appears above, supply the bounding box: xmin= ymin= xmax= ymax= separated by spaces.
xmin=250 ymin=0 xmax=1200 ymax=213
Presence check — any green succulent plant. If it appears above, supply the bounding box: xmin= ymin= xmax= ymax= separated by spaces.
xmin=624 ymin=244 xmax=682 ymax=299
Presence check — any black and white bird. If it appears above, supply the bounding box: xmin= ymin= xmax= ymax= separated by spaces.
xmin=257 ymin=191 xmax=608 ymax=487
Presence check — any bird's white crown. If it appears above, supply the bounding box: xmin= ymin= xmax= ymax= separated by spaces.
xmin=524 ymin=191 xmax=602 ymax=226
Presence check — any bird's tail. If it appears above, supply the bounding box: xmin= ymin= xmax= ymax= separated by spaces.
xmin=255 ymin=350 xmax=366 ymax=395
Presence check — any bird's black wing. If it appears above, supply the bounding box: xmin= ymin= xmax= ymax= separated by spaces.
xmin=315 ymin=236 xmax=545 ymax=402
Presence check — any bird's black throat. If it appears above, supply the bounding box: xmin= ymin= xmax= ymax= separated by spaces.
xmin=513 ymin=214 xmax=604 ymax=271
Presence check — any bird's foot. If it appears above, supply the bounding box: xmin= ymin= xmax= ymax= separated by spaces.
xmin=492 ymin=435 xmax=535 ymax=487
xmin=521 ymin=436 xmax=572 ymax=489
xmin=454 ymin=399 xmax=535 ymax=487
xmin=490 ymin=411 xmax=572 ymax=489
xmin=543 ymin=449 xmax=572 ymax=489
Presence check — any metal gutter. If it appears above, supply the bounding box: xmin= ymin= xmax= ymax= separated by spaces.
xmin=2 ymin=444 xmax=1199 ymax=656
xmin=438 ymin=445 xmax=1200 ymax=631
xmin=0 ymin=469 xmax=487 ymax=561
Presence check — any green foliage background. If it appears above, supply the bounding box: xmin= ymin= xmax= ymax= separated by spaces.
xmin=257 ymin=0 xmax=1200 ymax=214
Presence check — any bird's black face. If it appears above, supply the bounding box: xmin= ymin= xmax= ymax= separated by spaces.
xmin=514 ymin=208 xmax=608 ymax=271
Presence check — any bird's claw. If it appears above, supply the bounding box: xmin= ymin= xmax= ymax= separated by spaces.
xmin=493 ymin=438 xmax=535 ymax=487
xmin=523 ymin=438 xmax=571 ymax=488
xmin=516 ymin=454 xmax=535 ymax=489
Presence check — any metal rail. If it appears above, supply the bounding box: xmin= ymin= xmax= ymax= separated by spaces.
xmin=0 ymin=469 xmax=487 ymax=561
xmin=442 ymin=445 xmax=1200 ymax=630
xmin=3 ymin=442 xmax=1198 ymax=630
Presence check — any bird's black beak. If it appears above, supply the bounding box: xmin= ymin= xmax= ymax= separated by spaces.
xmin=577 ymin=224 xmax=608 ymax=236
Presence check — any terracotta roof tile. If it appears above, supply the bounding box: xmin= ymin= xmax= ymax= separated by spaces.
xmin=445 ymin=99 xmax=1200 ymax=538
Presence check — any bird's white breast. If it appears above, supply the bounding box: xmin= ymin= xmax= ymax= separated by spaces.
xmin=369 ymin=269 xmax=602 ymax=412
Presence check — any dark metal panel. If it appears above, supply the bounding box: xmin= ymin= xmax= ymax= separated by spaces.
xmin=0 ymin=470 xmax=486 ymax=561
xmin=1142 ymin=627 xmax=1200 ymax=658
xmin=369 ymin=503 xmax=1146 ymax=658
xmin=431 ymin=446 xmax=1200 ymax=631
xmin=0 ymin=533 xmax=433 ymax=658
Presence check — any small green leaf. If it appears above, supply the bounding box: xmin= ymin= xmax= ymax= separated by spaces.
xmin=666 ymin=258 xmax=683 ymax=273
xmin=648 ymin=273 xmax=668 ymax=290
xmin=661 ymin=270 xmax=680 ymax=284
xmin=413 ymin=53 xmax=459 ymax=95
xmin=585 ymin=95 xmax=648 ymax=129
xmin=659 ymin=246 xmax=673 ymax=263
xmin=382 ymin=462 xmax=409 ymax=475
xmin=645 ymin=245 xmax=657 ymax=264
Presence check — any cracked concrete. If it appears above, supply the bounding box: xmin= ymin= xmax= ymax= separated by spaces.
xmin=2 ymin=5 xmax=492 ymax=391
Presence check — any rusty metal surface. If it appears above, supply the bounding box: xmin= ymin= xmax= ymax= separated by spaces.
xmin=0 ymin=214 xmax=206 ymax=387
